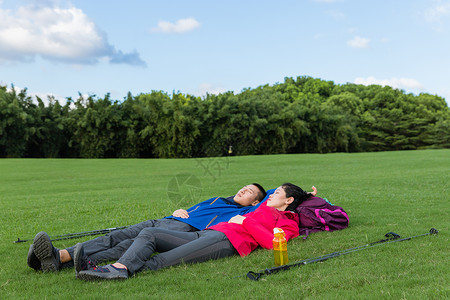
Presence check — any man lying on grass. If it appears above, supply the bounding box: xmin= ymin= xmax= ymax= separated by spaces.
xmin=28 ymin=183 xmax=267 ymax=272
xmin=76 ymin=183 xmax=312 ymax=280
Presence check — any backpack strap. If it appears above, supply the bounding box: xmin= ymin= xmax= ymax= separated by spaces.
xmin=299 ymin=226 xmax=323 ymax=239
xmin=315 ymin=208 xmax=349 ymax=231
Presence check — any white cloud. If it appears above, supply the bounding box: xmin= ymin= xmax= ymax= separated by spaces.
xmin=347 ymin=36 xmax=370 ymax=48
xmin=424 ymin=0 xmax=450 ymax=24
xmin=196 ymin=83 xmax=226 ymax=97
xmin=313 ymin=0 xmax=339 ymax=3
xmin=151 ymin=18 xmax=200 ymax=34
xmin=0 ymin=4 xmax=146 ymax=66
xmin=434 ymin=87 xmax=450 ymax=105
xmin=325 ymin=10 xmax=346 ymax=20
xmin=3 ymin=83 xmax=22 ymax=94
xmin=1 ymin=82 xmax=68 ymax=106
xmin=354 ymin=77 xmax=424 ymax=90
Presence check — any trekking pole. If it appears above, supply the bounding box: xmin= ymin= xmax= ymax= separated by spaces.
xmin=13 ymin=226 xmax=129 ymax=243
xmin=246 ymin=228 xmax=438 ymax=281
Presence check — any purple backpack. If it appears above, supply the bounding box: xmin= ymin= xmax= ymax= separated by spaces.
xmin=295 ymin=197 xmax=349 ymax=237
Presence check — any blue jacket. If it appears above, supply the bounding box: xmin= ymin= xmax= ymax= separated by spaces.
xmin=165 ymin=189 xmax=275 ymax=230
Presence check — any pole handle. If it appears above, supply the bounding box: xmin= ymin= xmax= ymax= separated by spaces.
xmin=247 ymin=271 xmax=263 ymax=281
xmin=429 ymin=228 xmax=438 ymax=235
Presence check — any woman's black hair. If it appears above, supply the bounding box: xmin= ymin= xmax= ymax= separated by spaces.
xmin=251 ymin=183 xmax=267 ymax=201
xmin=281 ymin=182 xmax=313 ymax=212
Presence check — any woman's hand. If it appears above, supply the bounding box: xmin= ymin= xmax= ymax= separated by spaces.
xmin=172 ymin=209 xmax=189 ymax=219
xmin=310 ymin=186 xmax=317 ymax=196
xmin=228 ymin=215 xmax=246 ymax=224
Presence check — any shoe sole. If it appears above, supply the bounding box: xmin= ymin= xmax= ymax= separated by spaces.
xmin=27 ymin=244 xmax=42 ymax=271
xmin=73 ymin=243 xmax=84 ymax=274
xmin=77 ymin=271 xmax=128 ymax=281
xmin=33 ymin=232 xmax=58 ymax=272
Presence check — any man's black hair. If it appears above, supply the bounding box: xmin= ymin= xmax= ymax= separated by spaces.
xmin=252 ymin=183 xmax=266 ymax=201
xmin=282 ymin=182 xmax=312 ymax=212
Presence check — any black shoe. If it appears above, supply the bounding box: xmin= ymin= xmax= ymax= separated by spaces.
xmin=74 ymin=243 xmax=96 ymax=274
xmin=27 ymin=244 xmax=42 ymax=271
xmin=32 ymin=231 xmax=61 ymax=272
xmin=77 ymin=264 xmax=129 ymax=281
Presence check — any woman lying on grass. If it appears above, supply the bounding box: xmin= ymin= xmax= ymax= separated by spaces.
xmin=76 ymin=183 xmax=313 ymax=281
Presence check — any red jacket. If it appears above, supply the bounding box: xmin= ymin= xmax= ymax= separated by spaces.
xmin=208 ymin=203 xmax=300 ymax=256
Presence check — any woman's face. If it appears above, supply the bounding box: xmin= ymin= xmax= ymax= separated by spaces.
xmin=266 ymin=186 xmax=291 ymax=210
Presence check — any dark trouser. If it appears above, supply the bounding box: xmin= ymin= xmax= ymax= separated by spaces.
xmin=117 ymin=228 xmax=237 ymax=274
xmin=65 ymin=219 xmax=196 ymax=263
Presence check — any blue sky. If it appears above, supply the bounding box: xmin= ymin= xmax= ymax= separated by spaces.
xmin=1 ymin=0 xmax=449 ymax=105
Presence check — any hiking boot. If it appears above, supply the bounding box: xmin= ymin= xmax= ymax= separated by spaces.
xmin=77 ymin=264 xmax=129 ymax=281
xmin=74 ymin=243 xmax=96 ymax=274
xmin=27 ymin=244 xmax=42 ymax=271
xmin=32 ymin=231 xmax=62 ymax=272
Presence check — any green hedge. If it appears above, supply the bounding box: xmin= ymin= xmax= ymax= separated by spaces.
xmin=1 ymin=76 xmax=449 ymax=158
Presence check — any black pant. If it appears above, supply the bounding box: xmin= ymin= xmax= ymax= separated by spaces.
xmin=65 ymin=219 xmax=196 ymax=263
xmin=117 ymin=228 xmax=237 ymax=274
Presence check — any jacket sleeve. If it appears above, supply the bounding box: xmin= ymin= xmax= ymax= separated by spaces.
xmin=241 ymin=216 xmax=275 ymax=249
xmin=278 ymin=213 xmax=300 ymax=242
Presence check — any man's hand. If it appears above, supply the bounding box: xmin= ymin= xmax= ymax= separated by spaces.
xmin=228 ymin=215 xmax=246 ymax=224
xmin=311 ymin=186 xmax=317 ymax=196
xmin=172 ymin=209 xmax=189 ymax=219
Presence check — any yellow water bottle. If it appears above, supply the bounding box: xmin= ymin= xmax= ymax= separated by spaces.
xmin=273 ymin=227 xmax=288 ymax=266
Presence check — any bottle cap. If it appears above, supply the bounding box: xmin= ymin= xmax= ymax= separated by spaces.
xmin=273 ymin=227 xmax=284 ymax=235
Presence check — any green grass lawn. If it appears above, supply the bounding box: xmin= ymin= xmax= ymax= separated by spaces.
xmin=0 ymin=150 xmax=448 ymax=299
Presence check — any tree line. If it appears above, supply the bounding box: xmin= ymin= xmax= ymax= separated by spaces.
xmin=1 ymin=76 xmax=449 ymax=158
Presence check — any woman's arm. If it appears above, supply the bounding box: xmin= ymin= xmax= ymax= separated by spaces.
xmin=241 ymin=216 xmax=274 ymax=249
xmin=228 ymin=215 xmax=246 ymax=224
xmin=276 ymin=214 xmax=300 ymax=241
xmin=241 ymin=213 xmax=299 ymax=249
xmin=310 ymin=186 xmax=317 ymax=196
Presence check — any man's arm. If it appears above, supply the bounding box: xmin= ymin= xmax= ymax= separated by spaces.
xmin=170 ymin=196 xmax=221 ymax=219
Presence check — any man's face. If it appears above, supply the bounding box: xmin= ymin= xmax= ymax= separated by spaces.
xmin=233 ymin=185 xmax=261 ymax=206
